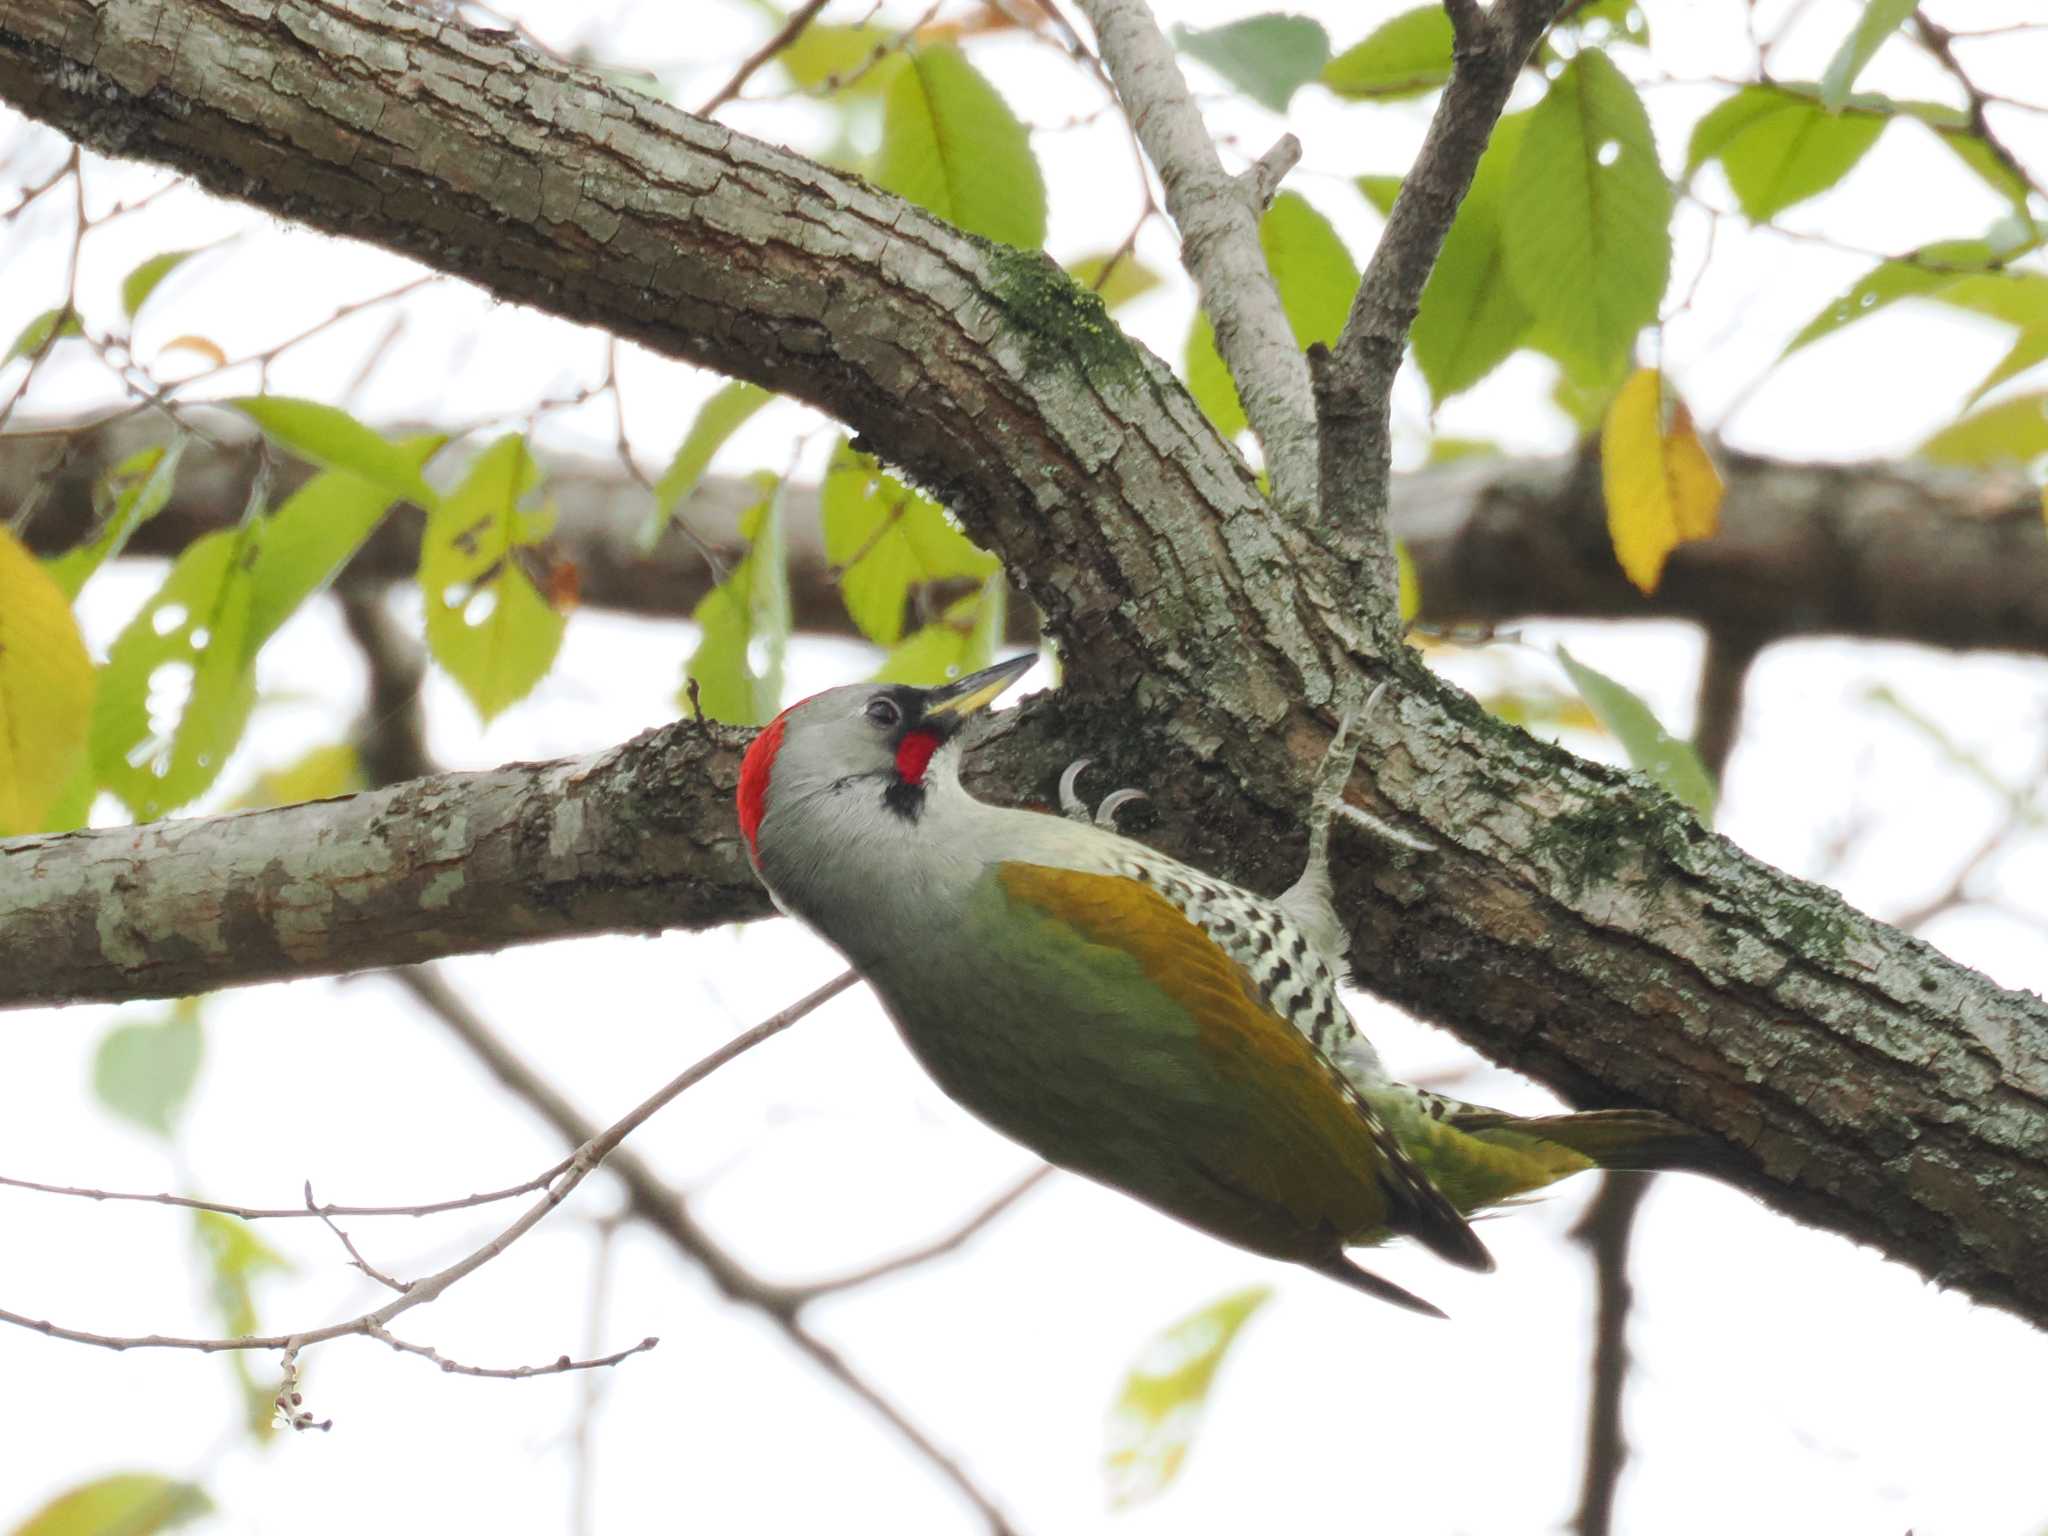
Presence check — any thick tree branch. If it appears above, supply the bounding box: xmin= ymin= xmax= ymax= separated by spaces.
xmin=12 ymin=418 xmax=2048 ymax=658
xmin=1072 ymin=0 xmax=1320 ymax=516
xmin=3 ymin=0 xmax=2046 ymax=1334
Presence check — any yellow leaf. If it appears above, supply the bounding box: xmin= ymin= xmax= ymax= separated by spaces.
xmin=159 ymin=334 xmax=228 ymax=369
xmin=1600 ymin=368 xmax=1725 ymax=595
xmin=0 ymin=526 xmax=97 ymax=834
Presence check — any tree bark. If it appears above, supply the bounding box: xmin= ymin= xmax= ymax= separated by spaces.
xmin=1 ymin=0 xmax=2044 ymax=1333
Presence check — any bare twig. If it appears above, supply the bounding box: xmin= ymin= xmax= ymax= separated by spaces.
xmin=363 ymin=1320 xmax=657 ymax=1380
xmin=1073 ymin=0 xmax=1319 ymax=516
xmin=796 ymin=1166 xmax=1053 ymax=1298
xmin=1236 ymin=133 xmax=1301 ymax=214
xmin=308 ymin=1181 xmax=412 ymax=1294
xmin=0 ymin=1166 xmax=574 ymax=1221
xmin=700 ymin=0 xmax=833 ymax=116
xmin=1 ymin=974 xmax=853 ymax=1419
xmin=1568 ymin=1174 xmax=1650 ymax=1536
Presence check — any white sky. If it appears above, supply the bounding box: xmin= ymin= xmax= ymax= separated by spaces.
xmin=3 ymin=1 xmax=2047 ymax=1533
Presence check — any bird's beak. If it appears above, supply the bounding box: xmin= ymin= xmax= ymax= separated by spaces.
xmin=920 ymin=654 xmax=1035 ymax=727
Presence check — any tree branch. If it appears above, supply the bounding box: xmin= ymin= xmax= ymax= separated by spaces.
xmin=1071 ymin=0 xmax=1320 ymax=516
xmin=3 ymin=0 xmax=2046 ymax=1334
xmin=13 ymin=418 xmax=2048 ymax=657
xmin=1317 ymin=0 xmax=1560 ymax=641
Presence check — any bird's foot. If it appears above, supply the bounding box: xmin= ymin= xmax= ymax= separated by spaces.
xmin=1058 ymin=759 xmax=1148 ymax=830
xmin=1302 ymin=682 xmax=1436 ymax=867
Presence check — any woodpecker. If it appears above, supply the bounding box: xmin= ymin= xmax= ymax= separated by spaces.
xmin=739 ymin=655 xmax=1721 ymax=1314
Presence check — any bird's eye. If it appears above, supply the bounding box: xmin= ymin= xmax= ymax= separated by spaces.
xmin=865 ymin=696 xmax=902 ymax=728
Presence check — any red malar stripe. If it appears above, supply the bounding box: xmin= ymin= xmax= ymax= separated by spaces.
xmin=895 ymin=728 xmax=942 ymax=785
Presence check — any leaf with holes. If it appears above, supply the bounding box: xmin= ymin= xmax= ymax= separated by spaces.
xmin=1413 ymin=111 xmax=1533 ymax=400
xmin=1106 ymin=1285 xmax=1272 ymax=1509
xmin=687 ymin=473 xmax=790 ymax=725
xmin=1504 ymin=51 xmax=1670 ymax=385
xmin=231 ymin=396 xmax=437 ymax=507
xmin=0 ymin=526 xmax=97 ymax=834
xmin=643 ymin=381 xmax=774 ymax=550
xmin=90 ymin=525 xmax=264 ymax=818
xmin=1782 ymin=238 xmax=2025 ymax=355
xmin=1687 ymin=86 xmax=1886 ymax=220
xmin=45 ymin=440 xmax=189 ymax=601
xmin=1557 ymin=646 xmax=1717 ymax=820
xmin=9 ymin=1474 xmax=211 ymax=1536
xmin=1601 ymin=369 xmax=1724 ymax=595
xmin=1819 ymin=0 xmax=1919 ymax=110
xmin=1321 ymin=6 xmax=1452 ymax=100
xmin=1173 ymin=14 xmax=1330 ymax=113
xmin=419 ymin=435 xmax=565 ymax=723
xmin=1185 ymin=191 xmax=1357 ymax=438
xmin=875 ymin=43 xmax=1045 ymax=248
xmin=92 ymin=999 xmax=203 ymax=1139
xmin=823 ymin=439 xmax=996 ymax=646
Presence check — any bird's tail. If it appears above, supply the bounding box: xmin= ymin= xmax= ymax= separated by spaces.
xmin=1451 ymin=1108 xmax=1736 ymax=1180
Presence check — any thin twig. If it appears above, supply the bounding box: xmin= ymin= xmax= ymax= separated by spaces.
xmin=700 ymin=0 xmax=833 ymax=116
xmin=796 ymin=1167 xmax=1053 ymax=1298
xmin=363 ymin=1320 xmax=658 ymax=1380
xmin=308 ymin=1182 xmax=412 ymax=1294
xmin=0 ymin=1166 xmax=574 ymax=1221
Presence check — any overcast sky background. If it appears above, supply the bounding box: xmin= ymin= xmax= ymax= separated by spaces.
xmin=3 ymin=0 xmax=2047 ymax=1532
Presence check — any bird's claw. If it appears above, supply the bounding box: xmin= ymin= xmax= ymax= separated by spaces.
xmin=1059 ymin=759 xmax=1146 ymax=830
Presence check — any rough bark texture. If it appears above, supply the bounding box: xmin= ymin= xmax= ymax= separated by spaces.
xmin=1 ymin=0 xmax=2045 ymax=1332
xmin=18 ymin=417 xmax=2045 ymax=654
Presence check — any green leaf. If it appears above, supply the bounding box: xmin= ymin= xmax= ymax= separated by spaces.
xmin=8 ymin=1474 xmax=211 ymax=1536
xmin=1917 ymin=392 xmax=2048 ymax=468
xmin=875 ymin=575 xmax=1006 ymax=686
xmin=1687 ymin=86 xmax=1886 ymax=219
xmin=1412 ymin=111 xmax=1533 ymax=400
xmin=1966 ymin=328 xmax=2048 ymax=407
xmin=1354 ymin=174 xmax=1403 ymax=216
xmin=246 ymin=437 xmax=443 ymax=648
xmin=1780 ymin=238 xmax=2019 ymax=355
xmin=1819 ymin=0 xmax=1919 ymax=110
xmin=1504 ymin=51 xmax=1671 ymax=385
xmin=778 ymin=19 xmax=893 ymax=95
xmin=1184 ymin=191 xmax=1358 ymax=437
xmin=90 ymin=526 xmax=262 ymax=818
xmin=121 ymin=248 xmax=201 ymax=321
xmin=643 ymin=381 xmax=773 ymax=550
xmin=0 ymin=526 xmax=97 ymax=835
xmin=92 ymin=999 xmax=203 ymax=1139
xmin=875 ymin=43 xmax=1046 ymax=248
xmin=687 ymin=473 xmax=790 ymax=725
xmin=822 ymin=440 xmax=996 ymax=646
xmin=194 ymin=1208 xmax=290 ymax=1338
xmin=230 ymin=396 xmax=438 ymax=507
xmin=1106 ymin=1285 xmax=1272 ymax=1509
xmin=1066 ymin=253 xmax=1164 ymax=311
xmin=231 ymin=742 xmax=364 ymax=810
xmin=7 ymin=306 xmax=82 ymax=362
xmin=1556 ymin=645 xmax=1716 ymax=820
xmin=1321 ymin=7 xmax=1453 ymax=101
xmin=1173 ymin=14 xmax=1330 ymax=114
xmin=45 ymin=441 xmax=189 ymax=601
xmin=419 ymin=435 xmax=565 ymax=723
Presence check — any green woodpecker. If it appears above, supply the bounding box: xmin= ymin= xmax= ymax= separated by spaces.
xmin=738 ymin=655 xmax=1720 ymax=1315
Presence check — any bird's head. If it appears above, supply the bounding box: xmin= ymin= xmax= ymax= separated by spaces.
xmin=736 ymin=653 xmax=1034 ymax=862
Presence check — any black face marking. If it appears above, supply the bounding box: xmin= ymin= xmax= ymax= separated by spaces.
xmin=883 ymin=778 xmax=925 ymax=821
